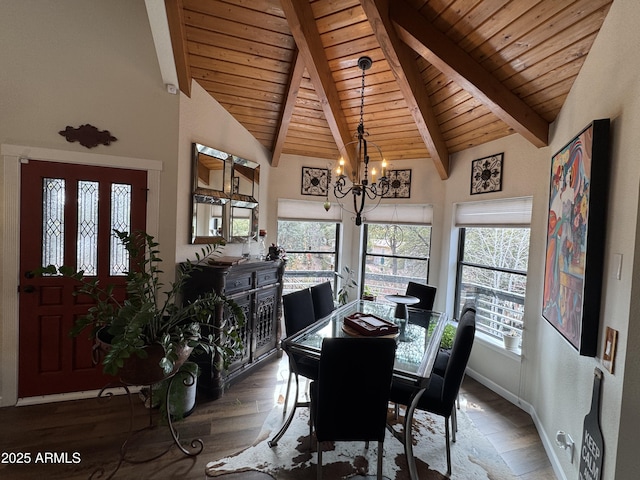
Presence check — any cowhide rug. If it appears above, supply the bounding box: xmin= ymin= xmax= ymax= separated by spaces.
xmin=205 ymin=391 xmax=517 ymax=480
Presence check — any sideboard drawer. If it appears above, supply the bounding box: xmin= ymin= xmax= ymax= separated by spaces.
xmin=257 ymin=268 xmax=279 ymax=287
xmin=225 ymin=273 xmax=253 ymax=295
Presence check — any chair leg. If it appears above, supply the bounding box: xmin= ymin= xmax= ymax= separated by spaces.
xmin=377 ymin=441 xmax=383 ymax=479
xmin=451 ymin=405 xmax=457 ymax=442
xmin=283 ymin=371 xmax=293 ymax=416
xmin=445 ymin=417 xmax=452 ymax=476
xmin=317 ymin=442 xmax=323 ymax=480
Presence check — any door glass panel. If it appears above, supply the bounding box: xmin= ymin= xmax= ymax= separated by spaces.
xmin=110 ymin=183 xmax=132 ymax=275
xmin=42 ymin=178 xmax=65 ymax=270
xmin=77 ymin=180 xmax=99 ymax=275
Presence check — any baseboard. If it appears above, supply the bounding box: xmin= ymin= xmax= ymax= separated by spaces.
xmin=465 ymin=367 xmax=567 ymax=480
xmin=16 ymin=386 xmax=142 ymax=406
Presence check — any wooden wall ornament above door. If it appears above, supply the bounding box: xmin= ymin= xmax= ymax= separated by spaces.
xmin=58 ymin=124 xmax=117 ymax=148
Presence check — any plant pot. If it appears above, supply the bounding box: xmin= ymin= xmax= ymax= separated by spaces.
xmin=152 ymin=361 xmax=199 ymax=420
xmin=503 ymin=334 xmax=520 ymax=351
xmin=94 ymin=328 xmax=193 ymax=385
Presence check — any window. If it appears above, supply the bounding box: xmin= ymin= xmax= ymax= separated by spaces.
xmin=454 ymin=197 xmax=532 ymax=347
xmin=277 ymin=220 xmax=339 ymax=295
xmin=362 ymin=223 xmax=431 ymax=298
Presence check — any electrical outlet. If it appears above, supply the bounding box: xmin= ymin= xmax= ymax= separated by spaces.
xmin=614 ymin=253 xmax=623 ymax=280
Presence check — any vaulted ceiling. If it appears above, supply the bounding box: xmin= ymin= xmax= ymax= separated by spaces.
xmin=165 ymin=0 xmax=613 ymax=179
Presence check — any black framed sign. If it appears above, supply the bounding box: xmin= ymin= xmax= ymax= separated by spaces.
xmin=471 ymin=153 xmax=503 ymax=195
xmin=301 ymin=167 xmax=329 ymax=196
xmin=383 ymin=169 xmax=411 ymax=198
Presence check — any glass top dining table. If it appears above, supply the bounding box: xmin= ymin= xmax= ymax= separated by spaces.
xmin=269 ymin=299 xmax=448 ymax=480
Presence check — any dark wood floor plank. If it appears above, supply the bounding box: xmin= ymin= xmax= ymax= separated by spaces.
xmin=0 ymin=355 xmax=555 ymax=479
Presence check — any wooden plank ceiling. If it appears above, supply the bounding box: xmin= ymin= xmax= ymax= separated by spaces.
xmin=166 ymin=0 xmax=613 ymax=179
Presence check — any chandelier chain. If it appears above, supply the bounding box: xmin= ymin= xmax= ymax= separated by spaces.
xmin=359 ymin=62 xmax=365 ymax=131
xmin=327 ymin=56 xmax=390 ymax=226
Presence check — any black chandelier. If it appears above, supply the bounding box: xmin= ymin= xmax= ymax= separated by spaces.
xmin=325 ymin=56 xmax=390 ymax=226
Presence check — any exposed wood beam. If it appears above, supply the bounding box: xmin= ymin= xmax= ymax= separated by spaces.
xmin=360 ymin=0 xmax=450 ymax=180
xmin=271 ymin=49 xmax=304 ymax=167
xmin=164 ymin=0 xmax=191 ymax=97
xmin=391 ymin=1 xmax=549 ymax=148
xmin=279 ymin=0 xmax=356 ymax=173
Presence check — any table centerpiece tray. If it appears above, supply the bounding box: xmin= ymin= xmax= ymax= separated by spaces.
xmin=343 ymin=312 xmax=399 ymax=337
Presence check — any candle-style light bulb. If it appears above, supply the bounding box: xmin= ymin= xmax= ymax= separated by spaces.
xmin=371 ymin=167 xmax=377 ymax=184
xmin=381 ymin=159 xmax=387 ymax=178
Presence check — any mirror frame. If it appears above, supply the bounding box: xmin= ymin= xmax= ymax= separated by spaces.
xmin=190 ymin=143 xmax=260 ymax=244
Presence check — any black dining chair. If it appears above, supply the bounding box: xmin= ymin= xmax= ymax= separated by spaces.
xmin=433 ymin=302 xmax=476 ymax=376
xmin=310 ymin=337 xmax=396 ymax=480
xmin=281 ymin=288 xmax=319 ymax=417
xmin=310 ymin=281 xmax=336 ymax=320
xmin=405 ymin=281 xmax=437 ymax=311
xmin=390 ymin=306 xmax=476 ymax=476
xmin=431 ymin=302 xmax=476 ymax=440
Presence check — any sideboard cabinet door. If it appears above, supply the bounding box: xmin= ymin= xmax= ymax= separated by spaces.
xmin=181 ymin=260 xmax=284 ymax=399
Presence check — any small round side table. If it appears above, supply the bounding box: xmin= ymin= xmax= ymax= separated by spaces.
xmin=385 ymin=294 xmax=420 ymax=342
xmin=385 ymin=294 xmax=420 ymax=320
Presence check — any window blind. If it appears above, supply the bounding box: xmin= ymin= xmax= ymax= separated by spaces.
xmin=277 ymin=198 xmax=342 ymax=221
xmin=362 ymin=203 xmax=433 ymax=225
xmin=454 ymin=196 xmax=533 ymax=227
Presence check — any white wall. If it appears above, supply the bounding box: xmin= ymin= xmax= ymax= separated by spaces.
xmin=175 ymin=81 xmax=274 ymax=263
xmin=441 ymin=134 xmax=550 ymax=399
xmin=536 ymin=1 xmax=640 ymax=478
xmin=0 ymin=0 xmax=180 ymax=256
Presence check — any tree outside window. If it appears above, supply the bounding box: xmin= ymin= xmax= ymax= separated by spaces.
xmin=362 ymin=224 xmax=431 ymax=298
xmin=456 ymin=227 xmax=530 ymax=341
xmin=277 ymin=220 xmax=338 ymax=294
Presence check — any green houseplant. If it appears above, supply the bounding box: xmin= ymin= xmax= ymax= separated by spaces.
xmin=429 ymin=321 xmax=456 ymax=350
xmin=39 ymin=230 xmax=245 ymax=384
xmin=362 ymin=285 xmax=376 ymax=301
xmin=337 ymin=265 xmax=358 ymax=305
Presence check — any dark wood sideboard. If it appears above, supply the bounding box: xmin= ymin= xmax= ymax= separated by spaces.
xmin=181 ymin=259 xmax=285 ymax=399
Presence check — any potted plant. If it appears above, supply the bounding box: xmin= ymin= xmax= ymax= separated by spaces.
xmin=428 ymin=322 xmax=457 ymax=351
xmin=502 ymin=329 xmax=520 ymax=351
xmin=151 ymin=361 xmax=200 ymax=421
xmin=39 ymin=230 xmax=245 ymax=386
xmin=362 ymin=285 xmax=376 ymax=301
xmin=337 ymin=265 xmax=357 ymax=305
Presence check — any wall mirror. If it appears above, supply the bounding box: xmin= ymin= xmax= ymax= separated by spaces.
xmin=191 ymin=143 xmax=260 ymax=244
xmin=230 ymin=158 xmax=260 ymax=242
xmin=191 ymin=143 xmax=230 ymax=244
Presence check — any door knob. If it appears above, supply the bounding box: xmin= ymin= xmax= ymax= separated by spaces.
xmin=22 ymin=285 xmax=36 ymax=293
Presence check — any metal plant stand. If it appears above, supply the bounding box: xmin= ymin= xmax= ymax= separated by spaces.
xmin=90 ymin=369 xmax=202 ymax=480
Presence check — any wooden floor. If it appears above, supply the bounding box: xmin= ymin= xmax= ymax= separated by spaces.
xmin=0 ymin=354 xmax=556 ymax=479
xmin=460 ymin=376 xmax=558 ymax=479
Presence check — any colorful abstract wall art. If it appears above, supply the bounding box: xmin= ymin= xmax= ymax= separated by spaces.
xmin=542 ymin=119 xmax=610 ymax=356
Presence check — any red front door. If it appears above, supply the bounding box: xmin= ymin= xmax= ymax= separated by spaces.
xmin=18 ymin=160 xmax=147 ymax=397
